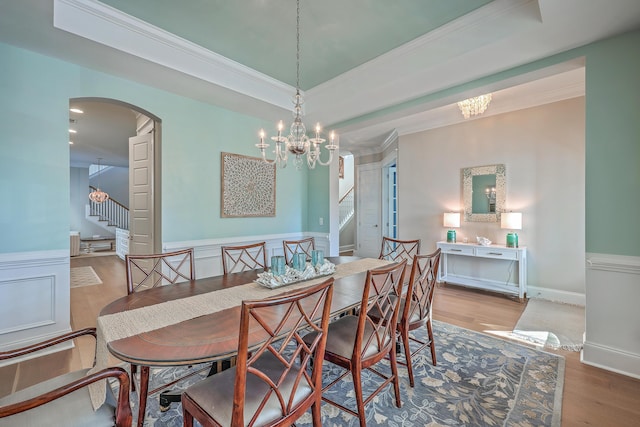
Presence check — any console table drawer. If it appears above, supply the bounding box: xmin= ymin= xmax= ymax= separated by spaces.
xmin=475 ymin=247 xmax=518 ymax=260
xmin=439 ymin=244 xmax=475 ymax=256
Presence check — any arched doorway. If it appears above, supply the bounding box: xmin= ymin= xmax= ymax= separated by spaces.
xmin=68 ymin=97 xmax=162 ymax=256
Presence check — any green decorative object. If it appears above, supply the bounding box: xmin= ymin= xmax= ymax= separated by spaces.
xmin=506 ymin=232 xmax=518 ymax=248
xmin=447 ymin=230 xmax=457 ymax=243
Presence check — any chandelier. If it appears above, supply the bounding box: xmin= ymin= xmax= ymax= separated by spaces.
xmin=88 ymin=158 xmax=109 ymax=203
xmin=256 ymin=0 xmax=338 ymax=169
xmin=457 ymin=94 xmax=492 ymax=119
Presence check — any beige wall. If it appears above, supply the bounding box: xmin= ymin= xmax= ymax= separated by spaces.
xmin=398 ymin=97 xmax=586 ymax=300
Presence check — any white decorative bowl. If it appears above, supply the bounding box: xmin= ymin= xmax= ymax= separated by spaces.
xmin=476 ymin=236 xmax=492 ymax=246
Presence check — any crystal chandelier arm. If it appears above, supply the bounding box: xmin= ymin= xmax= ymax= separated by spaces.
xmin=314 ymin=147 xmax=336 ymax=166
xmin=309 ymin=131 xmax=338 ymax=167
xmin=256 ymin=129 xmax=278 ymax=164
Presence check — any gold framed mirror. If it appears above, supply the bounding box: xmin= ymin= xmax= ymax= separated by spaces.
xmin=462 ymin=164 xmax=505 ymax=222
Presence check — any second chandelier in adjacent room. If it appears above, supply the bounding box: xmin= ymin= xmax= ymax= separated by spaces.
xmin=457 ymin=94 xmax=492 ymax=119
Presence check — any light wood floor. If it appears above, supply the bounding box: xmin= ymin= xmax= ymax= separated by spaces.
xmin=2 ymin=254 xmax=639 ymax=426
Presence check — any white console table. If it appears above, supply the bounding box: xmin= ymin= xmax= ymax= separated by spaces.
xmin=436 ymin=241 xmax=527 ymax=300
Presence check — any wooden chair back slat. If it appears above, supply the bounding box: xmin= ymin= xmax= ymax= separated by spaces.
xmin=125 ymin=248 xmax=195 ymax=294
xmin=283 ymin=237 xmax=316 ymax=265
xmin=221 ymin=242 xmax=268 ymax=274
xmin=378 ymin=236 xmax=421 ymax=263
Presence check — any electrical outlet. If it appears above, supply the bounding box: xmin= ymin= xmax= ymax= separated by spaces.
xmin=319 ymin=217 xmax=324 ymax=225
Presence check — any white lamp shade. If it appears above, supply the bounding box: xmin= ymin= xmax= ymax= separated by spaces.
xmin=501 ymin=212 xmax=522 ymax=230
xmin=443 ymin=212 xmax=460 ymax=228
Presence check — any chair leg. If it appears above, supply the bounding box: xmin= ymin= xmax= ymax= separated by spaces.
xmin=311 ymin=397 xmax=322 ymax=426
xmin=137 ymin=365 xmax=150 ymax=427
xmin=131 ymin=363 xmax=137 ymax=392
xmin=389 ymin=345 xmax=402 ymax=408
xmin=351 ymin=366 xmax=367 ymax=427
xmin=427 ymin=320 xmax=437 ymax=365
xmin=401 ymin=327 xmax=415 ymax=387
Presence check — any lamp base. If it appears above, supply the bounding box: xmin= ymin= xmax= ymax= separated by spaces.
xmin=447 ymin=230 xmax=457 ymax=243
xmin=506 ymin=232 xmax=519 ymax=248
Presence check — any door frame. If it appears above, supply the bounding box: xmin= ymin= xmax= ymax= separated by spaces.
xmin=69 ymin=97 xmax=162 ymax=254
xmin=381 ymin=151 xmax=398 ymax=240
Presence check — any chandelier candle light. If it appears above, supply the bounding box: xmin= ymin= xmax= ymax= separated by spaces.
xmin=443 ymin=212 xmax=461 ymax=243
xmin=457 ymin=94 xmax=492 ymax=119
xmin=256 ymin=0 xmax=338 ymax=169
xmin=88 ymin=158 xmax=109 ymax=203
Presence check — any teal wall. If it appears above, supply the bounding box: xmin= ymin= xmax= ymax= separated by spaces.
xmin=307 ymin=166 xmax=331 ymax=233
xmin=2 ymin=29 xmax=639 ymax=257
xmin=584 ymin=31 xmax=640 ymax=256
xmin=0 ymin=42 xmax=309 ymax=253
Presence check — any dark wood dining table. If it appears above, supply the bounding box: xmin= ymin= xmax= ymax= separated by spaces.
xmin=99 ymin=256 xmax=383 ymax=426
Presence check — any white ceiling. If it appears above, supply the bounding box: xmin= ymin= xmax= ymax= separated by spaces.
xmin=1 ymin=0 xmax=639 ymax=166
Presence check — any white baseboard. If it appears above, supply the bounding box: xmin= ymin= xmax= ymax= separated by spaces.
xmin=581 ymin=341 xmax=640 ymax=380
xmin=0 ymin=335 xmax=74 ymax=368
xmin=525 ymin=286 xmax=585 ymax=306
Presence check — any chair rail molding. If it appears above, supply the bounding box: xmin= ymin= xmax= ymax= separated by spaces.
xmin=164 ymin=232 xmax=330 ymax=279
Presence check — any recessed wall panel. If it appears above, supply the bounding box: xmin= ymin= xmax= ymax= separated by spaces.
xmin=0 ymin=276 xmax=55 ymax=334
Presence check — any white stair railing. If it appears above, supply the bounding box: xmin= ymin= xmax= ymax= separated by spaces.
xmin=88 ymin=186 xmax=129 ymax=230
xmin=339 ymin=186 xmax=354 ymax=230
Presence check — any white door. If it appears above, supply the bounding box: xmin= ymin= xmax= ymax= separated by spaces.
xmin=356 ymin=163 xmax=382 ymax=258
xmin=128 ymin=132 xmax=154 ymax=255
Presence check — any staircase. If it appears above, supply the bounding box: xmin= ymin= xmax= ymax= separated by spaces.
xmin=339 ymin=186 xmax=354 ymax=230
xmin=86 ymin=186 xmax=129 ymax=233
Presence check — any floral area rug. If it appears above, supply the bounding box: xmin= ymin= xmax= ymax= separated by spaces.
xmin=114 ymin=320 xmax=564 ymax=427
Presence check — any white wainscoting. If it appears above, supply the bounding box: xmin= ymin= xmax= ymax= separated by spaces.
xmin=0 ymin=250 xmax=72 ymax=367
xmin=583 ymin=252 xmax=640 ymax=379
xmin=164 ymin=232 xmax=331 ymax=279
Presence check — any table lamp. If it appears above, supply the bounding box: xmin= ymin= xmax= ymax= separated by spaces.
xmin=443 ymin=212 xmax=460 ymax=243
xmin=501 ymin=212 xmax=522 ymax=248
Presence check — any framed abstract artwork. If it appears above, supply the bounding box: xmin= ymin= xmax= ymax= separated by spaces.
xmin=221 ymin=152 xmax=276 ymax=217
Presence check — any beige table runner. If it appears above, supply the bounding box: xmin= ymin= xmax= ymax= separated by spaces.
xmin=89 ymin=257 xmax=391 ymax=409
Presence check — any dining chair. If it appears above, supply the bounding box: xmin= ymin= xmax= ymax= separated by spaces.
xmin=125 ymin=247 xmax=195 ymax=294
xmin=182 ymin=278 xmax=334 ymax=427
xmin=0 ymin=328 xmax=132 ymax=427
xmin=283 ymin=237 xmax=315 ymax=265
xmin=369 ymin=249 xmax=441 ymax=387
xmin=303 ymin=260 xmax=407 ymax=427
xmin=378 ymin=236 xmax=420 ymax=263
xmin=379 ymin=236 xmax=420 ymax=285
xmin=124 ymin=248 xmax=195 ymax=418
xmin=221 ymin=241 xmax=268 ymax=274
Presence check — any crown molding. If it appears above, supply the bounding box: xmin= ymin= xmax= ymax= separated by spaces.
xmin=304 ymin=0 xmax=540 ymax=124
xmin=53 ymin=0 xmax=296 ymax=110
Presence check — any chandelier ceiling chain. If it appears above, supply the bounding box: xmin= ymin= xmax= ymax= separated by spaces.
xmin=256 ymin=0 xmax=338 ymax=170
xmin=457 ymin=94 xmax=492 ymax=119
xmin=88 ymin=157 xmax=109 ymax=203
